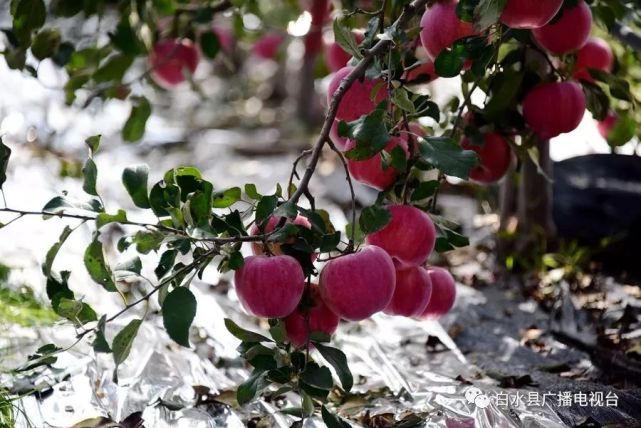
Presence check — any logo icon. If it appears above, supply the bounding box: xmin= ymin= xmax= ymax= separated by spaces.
xmin=464 ymin=386 xmax=490 ymax=409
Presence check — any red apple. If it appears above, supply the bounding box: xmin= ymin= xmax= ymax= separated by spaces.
xmin=150 ymin=38 xmax=200 ymax=88
xmin=573 ymin=37 xmax=614 ymax=82
xmin=417 ymin=267 xmax=456 ymax=320
xmin=319 ymin=246 xmax=396 ymax=321
xmin=500 ymin=0 xmax=563 ymax=29
xmin=522 ymin=81 xmax=586 ymax=139
xmin=404 ymin=59 xmax=437 ymax=83
xmin=597 ymin=111 xmax=617 ymax=139
xmin=384 ymin=265 xmax=432 ymax=317
xmin=329 ymin=120 xmax=348 ymax=150
xmin=532 ymin=1 xmax=592 ymax=54
xmin=419 ymin=0 xmax=476 ymax=61
xmin=328 ymin=66 xmax=388 ymax=121
xmin=212 ymin=26 xmax=234 ymax=52
xmin=249 ymin=215 xmax=312 ymax=256
xmin=252 ymin=33 xmax=285 ymax=59
xmin=234 ymin=255 xmax=305 ymax=318
xmin=285 ymin=283 xmax=340 ymax=347
xmin=365 ymin=204 xmax=436 ymax=267
xmin=345 ymin=136 xmax=410 ymax=191
xmin=460 ymin=133 xmax=511 ymax=183
xmin=324 ymin=32 xmax=365 ymax=72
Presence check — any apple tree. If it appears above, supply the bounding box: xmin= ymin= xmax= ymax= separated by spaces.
xmin=0 ymin=0 xmax=640 ymax=423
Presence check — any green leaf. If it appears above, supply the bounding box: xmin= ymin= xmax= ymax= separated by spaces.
xmin=411 ymin=180 xmax=439 ymax=201
xmin=224 ymin=318 xmax=272 ymax=343
xmin=419 ymin=137 xmax=479 ymax=179
xmin=12 ymin=0 xmax=46 ymax=43
xmin=200 ymin=31 xmax=220 ymax=58
xmin=392 ymin=88 xmax=415 ymax=113
xmin=474 ymin=0 xmax=507 ymax=31
xmin=122 ymin=96 xmax=151 ymax=142
xmin=84 ymin=237 xmax=117 ymax=292
xmin=244 ymin=183 xmax=262 ymax=200
xmin=57 ymin=298 xmax=97 ymax=325
xmin=162 ymin=287 xmax=197 ymax=347
xmin=321 ymin=406 xmax=351 ymax=428
xmin=301 ymin=362 xmax=333 ymax=391
xmin=273 ymin=202 xmax=297 ymax=219
xmin=82 ymin=158 xmax=98 ymax=196
xmin=315 ymin=343 xmax=353 ymax=392
xmin=85 ymin=134 xmax=101 ymax=154
xmin=31 ymin=28 xmax=62 ymax=60
xmin=96 ymin=210 xmax=128 ymax=229
xmin=332 ymin=19 xmax=362 ymax=61
xmin=359 ymin=205 xmax=390 ymax=234
xmin=485 ymin=69 xmax=524 ymax=118
xmin=42 ymin=195 xmax=103 ymax=215
xmin=255 ymin=195 xmax=278 ymax=224
xmin=112 ymin=319 xmax=142 ymax=366
xmin=122 ymin=164 xmax=150 ymax=208
xmin=93 ymin=54 xmax=134 ymax=83
xmin=15 ymin=344 xmax=63 ymax=373
xmin=93 ymin=315 xmax=111 ymax=353
xmin=155 ymin=249 xmax=177 ymax=279
xmin=42 ymin=226 xmax=73 ymax=277
xmin=0 ymin=138 xmax=12 ymax=190
xmin=212 ymin=187 xmax=241 ymax=208
xmin=132 ymin=230 xmax=164 ymax=254
xmin=237 ymin=369 xmax=267 ymax=405
xmin=434 ymin=43 xmax=467 ymax=78
xmin=342 ymin=109 xmax=390 ymax=161
xmin=583 ymin=82 xmax=610 ymax=121
xmin=268 ymin=319 xmax=287 ymax=343
xmin=301 ymin=390 xmax=315 ymax=417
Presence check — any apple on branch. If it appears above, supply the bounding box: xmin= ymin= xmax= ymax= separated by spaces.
xmin=150 ymin=38 xmax=200 ymax=88
xmin=234 ymin=255 xmax=305 ymax=318
xmin=319 ymin=246 xmax=396 ymax=321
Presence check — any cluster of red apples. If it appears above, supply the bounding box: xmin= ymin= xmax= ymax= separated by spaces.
xmin=324 ymin=0 xmax=615 ymax=186
xmin=235 ymin=205 xmax=457 ymax=347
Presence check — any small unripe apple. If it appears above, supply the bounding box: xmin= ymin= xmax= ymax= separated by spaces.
xmin=324 ymin=32 xmax=365 ymax=72
xmin=419 ymin=0 xmax=476 ymax=60
xmin=573 ymin=37 xmax=614 ymax=82
xmin=328 ymin=66 xmax=388 ymax=121
xmin=345 ymin=136 xmax=410 ymax=191
xmin=417 ymin=267 xmax=456 ymax=320
xmin=384 ymin=265 xmax=432 ymax=317
xmin=522 ymin=81 xmax=586 ymax=139
xmin=532 ymin=1 xmax=592 ymax=54
xmin=460 ymin=133 xmax=511 ymax=183
xmin=365 ymin=204 xmax=436 ymax=267
xmin=597 ymin=111 xmax=617 ymax=139
xmin=319 ymin=246 xmax=396 ymax=321
xmin=234 ymin=255 xmax=305 ymax=318
xmin=404 ymin=59 xmax=437 ymax=83
xmin=500 ymin=0 xmax=563 ymax=29
xmin=252 ymin=33 xmax=285 ymax=60
xmin=150 ymin=38 xmax=200 ymax=88
xmin=285 ymin=283 xmax=340 ymax=347
xmin=329 ymin=120 xmax=348 ymax=150
xmin=249 ymin=215 xmax=312 ymax=256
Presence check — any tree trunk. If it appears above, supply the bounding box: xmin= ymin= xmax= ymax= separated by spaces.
xmin=515 ymin=137 xmax=556 ymax=253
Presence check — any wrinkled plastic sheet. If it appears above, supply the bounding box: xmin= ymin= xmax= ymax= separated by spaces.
xmin=2 ymin=285 xmax=567 ymax=428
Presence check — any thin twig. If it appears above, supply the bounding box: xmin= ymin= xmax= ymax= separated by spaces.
xmin=0 ymin=207 xmax=275 ymax=244
xmin=76 ymin=248 xmax=217 ymax=340
xmin=326 ymin=139 xmax=357 ymax=249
